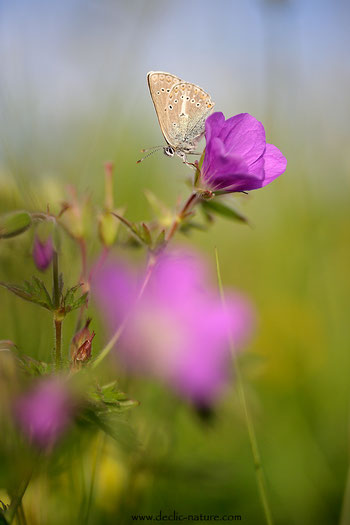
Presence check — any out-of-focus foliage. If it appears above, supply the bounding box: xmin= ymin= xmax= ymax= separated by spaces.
xmin=1 ymin=1 xmax=350 ymax=524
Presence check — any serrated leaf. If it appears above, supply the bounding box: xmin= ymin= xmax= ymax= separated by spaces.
xmin=63 ymin=283 xmax=82 ymax=308
xmin=0 ymin=279 xmax=53 ymax=310
xmin=18 ymin=354 xmax=49 ymax=376
xmin=32 ymin=276 xmax=53 ymax=308
xmin=201 ymin=199 xmax=248 ymax=223
xmin=89 ymin=382 xmax=139 ymax=413
xmin=67 ymin=291 xmax=89 ymax=312
xmin=0 ymin=210 xmax=32 ymax=239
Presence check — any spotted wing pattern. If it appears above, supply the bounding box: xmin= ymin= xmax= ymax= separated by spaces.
xmin=147 ymin=71 xmax=215 ymax=152
xmin=164 ymin=81 xmax=215 ymax=152
xmin=147 ymin=71 xmax=182 ymax=145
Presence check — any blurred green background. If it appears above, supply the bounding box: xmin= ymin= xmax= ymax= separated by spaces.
xmin=1 ymin=1 xmax=350 ymax=524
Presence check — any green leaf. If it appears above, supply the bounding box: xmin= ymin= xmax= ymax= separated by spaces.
xmin=98 ymin=210 xmax=120 ymax=247
xmin=68 ymin=291 xmax=89 ymax=312
xmin=153 ymin=229 xmax=166 ymax=252
xmin=76 ymin=407 xmax=138 ymax=451
xmin=0 ymin=278 xmax=53 ymax=310
xmin=90 ymin=381 xmax=140 ymax=413
xmin=63 ymin=283 xmax=82 ymax=308
xmin=0 ymin=210 xmax=32 ymax=239
xmin=194 ymin=149 xmax=206 ymax=186
xmin=18 ymin=354 xmax=49 ymax=376
xmin=201 ymin=199 xmax=248 ymax=223
xmin=112 ymin=212 xmax=144 ymax=245
xmin=141 ymin=223 xmax=152 ymax=246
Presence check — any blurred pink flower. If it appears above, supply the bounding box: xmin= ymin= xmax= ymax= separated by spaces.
xmin=14 ymin=378 xmax=73 ymax=450
xmin=32 ymin=235 xmax=54 ymax=271
xmin=93 ymin=250 xmax=254 ymax=406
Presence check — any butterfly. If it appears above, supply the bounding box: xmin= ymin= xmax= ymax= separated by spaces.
xmin=138 ymin=71 xmax=215 ymax=164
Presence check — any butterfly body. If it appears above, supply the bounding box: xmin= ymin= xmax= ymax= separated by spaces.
xmin=147 ymin=71 xmax=215 ymax=163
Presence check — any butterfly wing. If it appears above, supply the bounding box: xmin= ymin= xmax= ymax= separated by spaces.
xmin=164 ymin=81 xmax=215 ymax=152
xmin=147 ymin=71 xmax=182 ymax=146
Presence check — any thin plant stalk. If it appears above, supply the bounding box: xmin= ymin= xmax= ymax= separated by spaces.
xmin=6 ymin=475 xmax=31 ymax=525
xmin=52 ymin=250 xmax=62 ymax=370
xmin=84 ymin=433 xmax=105 ymax=523
xmin=339 ymin=458 xmax=350 ymax=525
xmin=215 ymin=247 xmax=274 ymax=525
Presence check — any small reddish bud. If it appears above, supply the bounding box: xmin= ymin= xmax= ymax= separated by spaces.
xmin=70 ymin=319 xmax=95 ymax=367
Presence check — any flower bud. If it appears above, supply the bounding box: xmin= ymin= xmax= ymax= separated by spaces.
xmin=98 ymin=211 xmax=119 ymax=247
xmin=32 ymin=235 xmax=54 ymax=271
xmin=70 ymin=319 xmax=95 ymax=367
xmin=0 ymin=210 xmax=32 ymax=239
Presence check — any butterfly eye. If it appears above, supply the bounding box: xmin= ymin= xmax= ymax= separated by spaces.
xmin=164 ymin=147 xmax=175 ymax=157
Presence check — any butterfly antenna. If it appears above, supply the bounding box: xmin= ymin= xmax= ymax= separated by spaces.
xmin=140 ymin=146 xmax=163 ymax=153
xmin=137 ymin=147 xmax=163 ymax=164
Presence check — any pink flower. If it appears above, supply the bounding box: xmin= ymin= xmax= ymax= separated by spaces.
xmin=32 ymin=235 xmax=54 ymax=271
xmin=201 ymin=112 xmax=287 ymax=193
xmin=93 ymin=250 xmax=254 ymax=406
xmin=14 ymin=378 xmax=73 ymax=450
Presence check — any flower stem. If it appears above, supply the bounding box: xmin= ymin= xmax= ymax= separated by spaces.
xmin=215 ymin=247 xmax=274 ymax=525
xmin=52 ymin=250 xmax=60 ymax=309
xmin=6 ymin=475 xmax=31 ymax=524
xmin=166 ymin=192 xmax=199 ymax=243
xmin=52 ymin=250 xmax=63 ymax=370
xmin=339 ymin=453 xmax=350 ymax=525
xmin=54 ymin=318 xmax=62 ymax=371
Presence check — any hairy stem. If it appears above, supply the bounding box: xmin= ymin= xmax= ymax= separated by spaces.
xmin=215 ymin=247 xmax=274 ymax=525
xmin=54 ymin=318 xmax=62 ymax=371
xmin=52 ymin=251 xmax=63 ymax=370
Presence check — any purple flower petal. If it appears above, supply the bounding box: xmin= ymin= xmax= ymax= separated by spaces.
xmin=201 ymin=112 xmax=286 ymax=193
xmin=14 ymin=378 xmax=73 ymax=450
xmin=32 ymin=235 xmax=54 ymax=271
xmin=261 ymin=143 xmax=287 ymax=186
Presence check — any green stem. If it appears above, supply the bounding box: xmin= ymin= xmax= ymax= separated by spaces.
xmin=339 ymin=456 xmax=350 ymax=525
xmin=84 ymin=433 xmax=105 ymax=523
xmin=166 ymin=192 xmax=199 ymax=243
xmin=54 ymin=318 xmax=62 ymax=371
xmin=52 ymin=250 xmax=63 ymax=370
xmin=6 ymin=475 xmax=31 ymax=524
xmin=52 ymin=250 xmax=60 ymax=309
xmin=215 ymin=247 xmax=274 ymax=525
